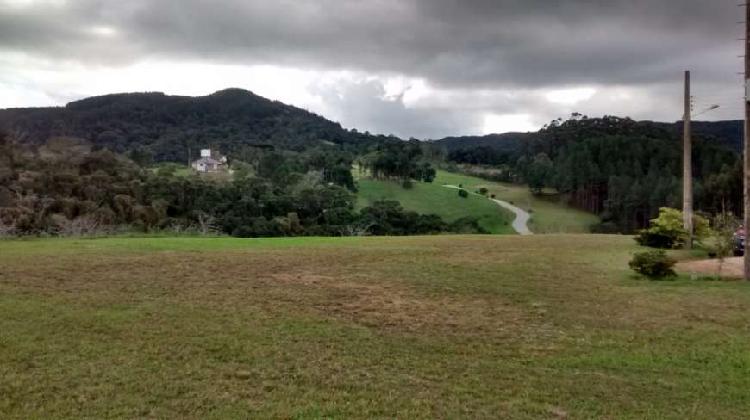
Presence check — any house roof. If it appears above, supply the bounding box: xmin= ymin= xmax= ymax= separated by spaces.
xmin=193 ymin=157 xmax=224 ymax=165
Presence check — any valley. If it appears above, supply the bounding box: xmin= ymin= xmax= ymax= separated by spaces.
xmin=357 ymin=169 xmax=599 ymax=235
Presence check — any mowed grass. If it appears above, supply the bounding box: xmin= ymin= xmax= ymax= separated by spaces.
xmin=356 ymin=174 xmax=515 ymax=234
xmin=436 ymin=171 xmax=600 ymax=233
xmin=356 ymin=170 xmax=599 ymax=235
xmin=2 ymin=236 xmax=750 ymax=418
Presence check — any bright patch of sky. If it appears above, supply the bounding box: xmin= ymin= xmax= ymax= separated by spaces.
xmin=546 ymin=87 xmax=597 ymax=105
xmin=483 ymin=114 xmax=536 ymax=134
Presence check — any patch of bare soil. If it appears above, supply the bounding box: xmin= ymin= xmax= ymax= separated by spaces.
xmin=676 ymin=257 xmax=744 ymax=279
xmin=269 ymin=272 xmax=536 ymax=339
xmin=0 ymin=250 xmax=547 ymax=341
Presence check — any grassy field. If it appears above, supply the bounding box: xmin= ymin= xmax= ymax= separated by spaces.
xmin=435 ymin=171 xmax=600 ymax=234
xmin=356 ymin=173 xmax=515 ymax=234
xmin=356 ymin=170 xmax=599 ymax=235
xmin=1 ymin=235 xmax=750 ymax=418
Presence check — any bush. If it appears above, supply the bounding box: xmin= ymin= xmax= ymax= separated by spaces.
xmin=635 ymin=231 xmax=676 ymax=249
xmin=478 ymin=187 xmax=489 ymax=196
xmin=449 ymin=217 xmax=489 ymax=234
xmin=458 ymin=189 xmax=469 ymax=198
xmin=636 ymin=207 xmax=710 ymax=249
xmin=629 ymin=250 xmax=677 ymax=279
xmin=358 ymin=200 xmax=449 ymax=236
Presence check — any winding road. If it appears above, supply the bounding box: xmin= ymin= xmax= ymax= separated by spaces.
xmin=443 ymin=185 xmax=533 ymax=235
xmin=490 ymin=198 xmax=532 ymax=235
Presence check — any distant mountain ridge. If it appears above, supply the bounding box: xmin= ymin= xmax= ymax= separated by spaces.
xmin=430 ymin=132 xmax=534 ymax=154
xmin=0 ymin=88 xmax=383 ymax=162
xmin=433 ymin=120 xmax=744 ymax=154
xmin=1 ymin=89 xmax=743 ymax=163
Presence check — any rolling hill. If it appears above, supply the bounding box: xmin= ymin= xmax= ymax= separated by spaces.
xmin=3 ymin=90 xmax=742 ymax=163
xmin=430 ymin=132 xmax=534 ymax=153
xmin=357 ymin=170 xmax=598 ymax=234
xmin=431 ymin=120 xmax=743 ymax=154
xmin=355 ymin=170 xmax=517 ymax=235
xmin=0 ymin=89 xmax=386 ymax=162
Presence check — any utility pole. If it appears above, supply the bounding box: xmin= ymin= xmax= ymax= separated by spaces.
xmin=683 ymin=70 xmax=693 ymax=249
xmin=744 ymin=3 xmax=750 ymax=280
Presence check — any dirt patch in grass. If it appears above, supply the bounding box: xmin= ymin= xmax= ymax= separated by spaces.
xmin=270 ymin=272 xmax=535 ymax=338
xmin=0 ymin=248 xmax=539 ymax=340
xmin=677 ymin=257 xmax=744 ymax=279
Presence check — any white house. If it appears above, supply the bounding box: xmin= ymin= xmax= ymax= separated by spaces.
xmin=191 ymin=149 xmax=228 ymax=173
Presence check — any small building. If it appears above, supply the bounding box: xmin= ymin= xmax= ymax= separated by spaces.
xmin=192 ymin=149 xmax=228 ymax=173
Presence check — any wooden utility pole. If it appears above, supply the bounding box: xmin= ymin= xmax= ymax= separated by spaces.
xmin=744 ymin=3 xmax=750 ymax=280
xmin=683 ymin=70 xmax=693 ymax=249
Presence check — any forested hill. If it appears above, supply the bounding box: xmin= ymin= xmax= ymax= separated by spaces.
xmin=689 ymin=120 xmax=744 ymax=152
xmin=431 ymin=132 xmax=535 ymax=153
xmin=440 ymin=115 xmax=744 ymax=233
xmin=0 ymin=89 xmax=386 ymax=163
xmin=433 ymin=120 xmax=743 ymax=154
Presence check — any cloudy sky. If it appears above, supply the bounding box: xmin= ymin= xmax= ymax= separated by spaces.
xmin=0 ymin=0 xmax=744 ymax=139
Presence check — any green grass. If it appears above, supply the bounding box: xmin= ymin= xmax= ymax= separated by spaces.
xmin=150 ymin=163 xmax=193 ymax=177
xmin=1 ymin=235 xmax=750 ymax=418
xmin=435 ymin=171 xmax=600 ymax=233
xmin=356 ymin=173 xmax=515 ymax=234
xmin=356 ymin=170 xmax=599 ymax=235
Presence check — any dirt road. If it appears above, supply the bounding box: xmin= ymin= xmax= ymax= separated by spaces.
xmin=443 ymin=185 xmax=533 ymax=235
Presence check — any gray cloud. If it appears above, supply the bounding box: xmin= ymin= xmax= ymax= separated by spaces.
xmin=0 ymin=0 xmax=744 ymax=137
xmin=1 ymin=0 xmax=741 ymax=87
xmin=310 ymin=79 xmax=485 ymax=139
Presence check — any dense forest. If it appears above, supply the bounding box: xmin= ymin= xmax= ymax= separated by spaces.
xmin=433 ymin=119 xmax=743 ymax=154
xmin=358 ymin=140 xmax=437 ymax=186
xmin=441 ymin=115 xmax=743 ymax=232
xmin=0 ymin=89 xmax=393 ymax=163
xmin=0 ymin=130 xmax=477 ymax=237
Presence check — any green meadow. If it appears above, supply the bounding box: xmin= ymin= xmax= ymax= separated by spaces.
xmin=357 ymin=170 xmax=599 ymax=234
xmin=1 ymin=235 xmax=749 ymax=418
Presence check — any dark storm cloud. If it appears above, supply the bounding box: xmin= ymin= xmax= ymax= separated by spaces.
xmin=0 ymin=0 xmax=741 ymax=88
xmin=0 ymin=0 xmax=743 ymax=137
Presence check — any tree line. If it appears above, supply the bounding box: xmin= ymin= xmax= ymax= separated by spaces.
xmin=443 ymin=115 xmax=742 ymax=233
xmin=0 ymin=131 xmax=476 ymax=238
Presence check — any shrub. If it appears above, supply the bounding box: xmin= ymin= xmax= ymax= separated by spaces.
xmin=629 ymin=250 xmax=677 ymax=280
xmin=458 ymin=189 xmax=469 ymax=198
xmin=478 ymin=187 xmax=489 ymax=196
xmin=636 ymin=230 xmax=676 ymax=249
xmin=709 ymin=213 xmax=741 ymax=278
xmin=636 ymin=207 xmax=710 ymax=249
xmin=449 ymin=217 xmax=489 ymax=234
xmin=402 ymin=180 xmax=414 ymax=189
